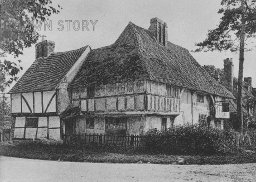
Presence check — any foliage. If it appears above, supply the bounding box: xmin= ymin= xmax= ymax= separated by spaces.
xmin=141 ymin=125 xmax=237 ymax=155
xmin=195 ymin=0 xmax=256 ymax=52
xmin=0 ymin=0 xmax=61 ymax=90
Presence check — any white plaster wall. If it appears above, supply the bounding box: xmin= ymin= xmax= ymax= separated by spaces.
xmin=15 ymin=117 xmax=26 ymax=127
xmin=80 ymin=88 xmax=87 ymax=99
xmin=49 ymin=116 xmax=60 ymax=128
xmin=106 ymin=97 xmax=117 ymax=111
xmin=22 ymin=93 xmax=33 ymax=112
xmin=135 ymin=95 xmax=144 ymax=110
xmin=25 ymin=128 xmax=37 ymax=139
xmin=21 ymin=96 xmax=31 ymax=113
xmin=38 ymin=117 xmax=47 ymax=127
xmin=175 ymin=104 xmax=192 ymax=125
xmin=127 ymin=116 xmax=144 ymax=135
xmin=192 ymin=94 xmax=210 ymax=124
xmin=14 ymin=128 xmax=24 ymax=138
xmin=158 ymin=83 xmax=167 ymax=96
xmin=144 ymin=116 xmax=162 ymax=132
xmin=81 ymin=100 xmax=87 ymax=111
xmin=95 ymin=98 xmax=106 ymax=111
xmin=88 ymin=99 xmax=94 ymax=111
xmin=47 ymin=94 xmax=56 ymax=112
xmin=118 ymin=97 xmax=125 ymax=111
xmin=134 ymin=81 xmax=145 ymax=93
xmin=49 ymin=129 xmax=60 ymax=140
xmin=37 ymin=128 xmax=47 ymax=138
xmin=11 ymin=94 xmax=21 ymax=113
xmin=126 ymin=96 xmax=135 ymax=110
xmin=43 ymin=91 xmax=56 ymax=112
xmin=34 ymin=92 xmax=42 ymax=113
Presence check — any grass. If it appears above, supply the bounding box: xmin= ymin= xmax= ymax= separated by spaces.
xmin=1 ymin=141 xmax=256 ymax=165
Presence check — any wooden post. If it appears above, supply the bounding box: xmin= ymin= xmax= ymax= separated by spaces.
xmin=237 ymin=0 xmax=245 ymax=134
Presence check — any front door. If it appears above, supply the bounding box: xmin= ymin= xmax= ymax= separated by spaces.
xmin=65 ymin=120 xmax=75 ymax=135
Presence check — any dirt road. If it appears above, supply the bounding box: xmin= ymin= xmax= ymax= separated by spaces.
xmin=1 ymin=156 xmax=256 ymax=182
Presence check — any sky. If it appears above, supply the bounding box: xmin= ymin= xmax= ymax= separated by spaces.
xmin=8 ymin=0 xmax=256 ymax=91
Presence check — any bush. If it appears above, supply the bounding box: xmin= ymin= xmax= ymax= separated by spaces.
xmin=141 ymin=125 xmax=237 ymax=155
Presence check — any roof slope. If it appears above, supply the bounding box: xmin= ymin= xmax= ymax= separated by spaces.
xmin=70 ymin=22 xmax=234 ymax=98
xmin=9 ymin=46 xmax=88 ymax=93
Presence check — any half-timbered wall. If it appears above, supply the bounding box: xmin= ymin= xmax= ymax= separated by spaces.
xmin=175 ymin=90 xmax=211 ymax=126
xmin=11 ymin=90 xmax=61 ymax=140
xmin=71 ymin=80 xmax=181 ymax=114
xmin=13 ymin=116 xmax=61 ymax=140
xmin=11 ymin=91 xmax=57 ymax=114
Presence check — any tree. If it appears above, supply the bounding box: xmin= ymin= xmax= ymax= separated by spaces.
xmin=195 ymin=0 xmax=256 ymax=132
xmin=0 ymin=93 xmax=10 ymax=128
xmin=0 ymin=0 xmax=61 ymax=91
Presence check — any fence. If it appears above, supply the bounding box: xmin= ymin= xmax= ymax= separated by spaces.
xmin=63 ymin=134 xmax=142 ymax=149
xmin=63 ymin=134 xmax=199 ymax=154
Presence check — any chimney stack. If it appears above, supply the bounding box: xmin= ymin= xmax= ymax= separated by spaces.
xmin=35 ymin=40 xmax=55 ymax=59
xmin=214 ymin=70 xmax=220 ymax=82
xmin=148 ymin=17 xmax=168 ymax=46
xmin=244 ymin=77 xmax=252 ymax=92
xmin=223 ymin=58 xmax=234 ymax=92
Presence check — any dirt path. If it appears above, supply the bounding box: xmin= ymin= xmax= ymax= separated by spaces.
xmin=1 ymin=156 xmax=256 ymax=182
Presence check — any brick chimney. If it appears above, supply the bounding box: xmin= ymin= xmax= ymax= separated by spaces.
xmin=223 ymin=58 xmax=234 ymax=92
xmin=148 ymin=17 xmax=168 ymax=46
xmin=35 ymin=40 xmax=55 ymax=59
xmin=244 ymin=77 xmax=252 ymax=92
xmin=214 ymin=70 xmax=220 ymax=82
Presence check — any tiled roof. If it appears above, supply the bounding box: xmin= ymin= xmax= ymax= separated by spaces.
xmin=71 ymin=22 xmax=234 ymax=99
xmin=9 ymin=46 xmax=88 ymax=93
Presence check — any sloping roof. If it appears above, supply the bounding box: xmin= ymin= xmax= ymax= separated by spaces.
xmin=9 ymin=46 xmax=88 ymax=93
xmin=70 ymin=22 xmax=234 ymax=99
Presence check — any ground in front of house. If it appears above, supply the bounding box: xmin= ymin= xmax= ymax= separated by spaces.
xmin=1 ymin=156 xmax=256 ymax=182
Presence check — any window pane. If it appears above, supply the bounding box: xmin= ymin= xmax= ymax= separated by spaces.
xmin=161 ymin=118 xmax=167 ymax=131
xmin=25 ymin=117 xmax=38 ymax=128
xmin=86 ymin=118 xmax=94 ymax=129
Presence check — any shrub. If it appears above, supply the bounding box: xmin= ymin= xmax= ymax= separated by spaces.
xmin=141 ymin=125 xmax=237 ymax=155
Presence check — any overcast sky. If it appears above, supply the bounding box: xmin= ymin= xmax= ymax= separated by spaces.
xmin=11 ymin=0 xmax=256 ymax=89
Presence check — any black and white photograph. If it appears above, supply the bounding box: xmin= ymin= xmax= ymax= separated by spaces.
xmin=1 ymin=0 xmax=256 ymax=181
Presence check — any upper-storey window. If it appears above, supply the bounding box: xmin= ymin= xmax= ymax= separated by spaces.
xmin=167 ymin=85 xmax=179 ymax=98
xmin=197 ymin=94 xmax=204 ymax=103
xmin=87 ymin=85 xmax=95 ymax=98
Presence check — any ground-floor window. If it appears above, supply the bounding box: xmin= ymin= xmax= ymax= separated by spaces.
xmin=25 ymin=117 xmax=38 ymax=128
xmin=161 ymin=118 xmax=167 ymax=131
xmin=199 ymin=114 xmax=208 ymax=127
xmin=105 ymin=117 xmax=127 ymax=135
xmin=86 ymin=118 xmax=95 ymax=129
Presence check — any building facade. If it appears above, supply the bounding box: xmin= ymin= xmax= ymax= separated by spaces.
xmin=10 ymin=18 xmax=234 ymax=140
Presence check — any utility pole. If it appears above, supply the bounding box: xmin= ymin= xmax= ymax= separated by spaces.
xmin=237 ymin=0 xmax=246 ymax=134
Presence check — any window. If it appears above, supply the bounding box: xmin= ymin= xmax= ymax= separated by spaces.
xmin=197 ymin=94 xmax=204 ymax=103
xmin=86 ymin=118 xmax=94 ymax=129
xmin=87 ymin=85 xmax=95 ymax=98
xmin=105 ymin=117 xmax=127 ymax=135
xmin=222 ymin=102 xmax=229 ymax=112
xmin=199 ymin=114 xmax=208 ymax=127
xmin=161 ymin=118 xmax=167 ymax=131
xmin=25 ymin=117 xmax=38 ymax=128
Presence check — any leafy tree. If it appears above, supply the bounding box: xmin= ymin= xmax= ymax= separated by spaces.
xmin=195 ymin=0 xmax=256 ymax=132
xmin=0 ymin=94 xmax=10 ymax=128
xmin=0 ymin=0 xmax=61 ymax=91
